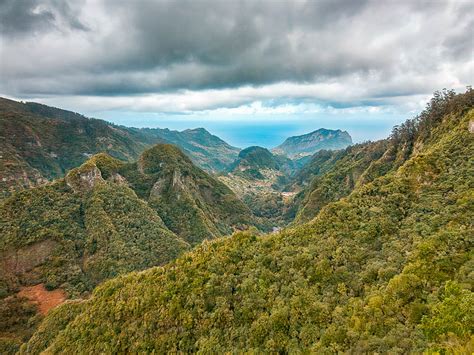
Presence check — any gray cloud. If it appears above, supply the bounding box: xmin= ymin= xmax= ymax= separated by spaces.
xmin=0 ymin=0 xmax=55 ymax=35
xmin=0 ymin=0 xmax=88 ymax=35
xmin=0 ymin=0 xmax=472 ymax=111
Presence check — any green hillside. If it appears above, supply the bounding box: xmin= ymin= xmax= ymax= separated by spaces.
xmin=117 ymin=144 xmax=253 ymax=245
xmin=288 ymin=90 xmax=470 ymax=224
xmin=0 ymin=98 xmax=239 ymax=195
xmin=289 ymin=140 xmax=392 ymax=224
xmin=0 ymin=143 xmax=252 ymax=352
xmin=229 ymin=146 xmax=282 ymax=179
xmin=0 ymin=155 xmax=189 ymax=351
xmin=137 ymin=127 xmax=240 ymax=172
xmin=24 ymin=90 xmax=473 ymax=353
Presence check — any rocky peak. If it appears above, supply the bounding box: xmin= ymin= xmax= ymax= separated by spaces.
xmin=65 ymin=162 xmax=104 ymax=192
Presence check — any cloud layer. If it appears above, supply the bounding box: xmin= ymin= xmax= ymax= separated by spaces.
xmin=0 ymin=0 xmax=472 ymax=115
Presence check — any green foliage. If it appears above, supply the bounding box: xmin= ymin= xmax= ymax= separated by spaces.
xmin=234 ymin=146 xmax=280 ymax=170
xmin=19 ymin=301 xmax=85 ymax=355
xmin=292 ymin=140 xmax=391 ymax=223
xmin=26 ymin=90 xmax=473 ymax=353
xmin=0 ymin=175 xmax=188 ymax=296
xmin=0 ymin=98 xmax=240 ymax=196
xmin=120 ymin=144 xmax=254 ymax=245
xmin=421 ymin=281 xmax=474 ymax=352
xmin=0 ymin=155 xmax=191 ymax=349
xmin=291 ymin=88 xmax=474 ymax=226
xmin=0 ymin=296 xmax=41 ymax=355
xmin=1 ymin=142 xmax=256 ymax=349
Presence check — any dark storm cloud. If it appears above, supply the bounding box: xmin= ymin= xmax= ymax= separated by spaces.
xmin=0 ymin=0 xmax=88 ymax=35
xmin=89 ymin=0 xmax=378 ymax=90
xmin=0 ymin=0 xmax=55 ymax=35
xmin=0 ymin=0 xmax=472 ymax=110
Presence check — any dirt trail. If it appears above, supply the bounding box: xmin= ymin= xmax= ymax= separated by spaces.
xmin=18 ymin=284 xmax=66 ymax=315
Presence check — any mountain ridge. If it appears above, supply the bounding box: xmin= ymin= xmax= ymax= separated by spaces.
xmin=272 ymin=128 xmax=352 ymax=158
xmin=0 ymin=97 xmax=240 ymax=195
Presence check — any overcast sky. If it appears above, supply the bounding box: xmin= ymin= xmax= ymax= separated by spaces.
xmin=0 ymin=0 xmax=472 ymax=147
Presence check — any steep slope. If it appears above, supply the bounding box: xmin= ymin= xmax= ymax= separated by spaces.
xmin=26 ymin=90 xmax=473 ymax=353
xmin=286 ymin=90 xmax=468 ymax=224
xmin=0 ymin=98 xmax=239 ymax=195
xmin=0 ymin=154 xmax=189 ymax=352
xmin=272 ymin=128 xmax=352 ymax=158
xmin=0 ymin=98 xmax=152 ymax=195
xmin=289 ymin=140 xmax=394 ymax=223
xmin=117 ymin=144 xmax=253 ymax=245
xmin=0 ymin=143 xmax=253 ymax=352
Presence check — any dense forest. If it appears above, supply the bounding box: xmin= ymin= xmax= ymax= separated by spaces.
xmin=10 ymin=89 xmax=472 ymax=353
xmin=0 ymin=143 xmax=253 ymax=352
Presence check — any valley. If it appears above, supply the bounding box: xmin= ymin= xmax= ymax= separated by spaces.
xmin=0 ymin=89 xmax=473 ymax=353
xmin=1 ymin=1 xmax=472 ymax=353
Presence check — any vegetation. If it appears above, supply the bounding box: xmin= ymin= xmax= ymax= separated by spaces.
xmin=23 ymin=89 xmax=473 ymax=353
xmin=118 ymin=144 xmax=254 ymax=245
xmin=0 ymin=160 xmax=191 ymax=351
xmin=290 ymin=140 xmax=391 ymax=223
xmin=221 ymin=146 xmax=298 ymax=229
xmin=290 ymin=88 xmax=474 ymax=225
xmin=0 ymin=142 xmax=255 ymax=352
xmin=0 ymin=98 xmax=240 ymax=196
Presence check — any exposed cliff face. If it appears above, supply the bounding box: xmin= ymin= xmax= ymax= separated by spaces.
xmin=65 ymin=165 xmax=104 ymax=193
xmin=272 ymin=128 xmax=352 ymax=158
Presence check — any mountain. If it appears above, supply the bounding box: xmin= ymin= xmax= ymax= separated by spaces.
xmin=0 ymin=152 xmax=189 ymax=351
xmin=23 ymin=89 xmax=473 ymax=353
xmin=134 ymin=127 xmax=240 ymax=172
xmin=0 ymin=98 xmax=239 ymax=195
xmin=117 ymin=144 xmax=253 ymax=245
xmin=0 ymin=144 xmax=252 ymax=352
xmin=272 ymin=128 xmax=352 ymax=158
xmin=287 ymin=140 xmax=394 ymax=224
xmin=229 ymin=146 xmax=283 ymax=179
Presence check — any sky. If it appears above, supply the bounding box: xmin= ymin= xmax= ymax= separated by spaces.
xmin=0 ymin=0 xmax=472 ymax=148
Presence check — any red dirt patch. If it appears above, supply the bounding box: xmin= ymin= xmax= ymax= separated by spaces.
xmin=18 ymin=284 xmax=66 ymax=315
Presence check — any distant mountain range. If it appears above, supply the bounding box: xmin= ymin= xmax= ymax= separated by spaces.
xmin=0 ymin=98 xmax=356 ymax=198
xmin=272 ymin=128 xmax=352 ymax=158
xmin=0 ymin=98 xmax=239 ymax=195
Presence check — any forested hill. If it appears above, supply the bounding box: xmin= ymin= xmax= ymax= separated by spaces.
xmin=117 ymin=144 xmax=253 ymax=245
xmin=0 ymin=144 xmax=252 ymax=352
xmin=24 ymin=90 xmax=473 ymax=353
xmin=228 ymin=146 xmax=293 ymax=178
xmin=0 ymin=98 xmax=240 ymax=195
